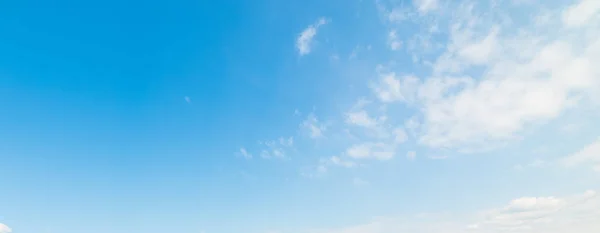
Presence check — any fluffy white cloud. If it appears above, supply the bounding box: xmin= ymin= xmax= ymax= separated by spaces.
xmin=296 ymin=18 xmax=328 ymax=56
xmin=373 ymin=0 xmax=600 ymax=151
xmin=0 ymin=224 xmax=11 ymax=233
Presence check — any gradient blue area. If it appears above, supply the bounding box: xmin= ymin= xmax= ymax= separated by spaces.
xmin=2 ymin=1 xmax=599 ymax=233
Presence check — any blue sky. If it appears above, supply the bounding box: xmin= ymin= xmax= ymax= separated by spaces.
xmin=1 ymin=0 xmax=600 ymax=233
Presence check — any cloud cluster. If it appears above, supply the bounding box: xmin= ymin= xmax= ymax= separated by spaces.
xmin=372 ymin=0 xmax=600 ymax=151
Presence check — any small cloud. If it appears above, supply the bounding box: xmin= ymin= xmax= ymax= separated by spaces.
xmin=296 ymin=17 xmax=328 ymax=56
xmin=184 ymin=96 xmax=192 ymax=103
xmin=239 ymin=147 xmax=252 ymax=159
xmin=346 ymin=142 xmax=395 ymax=160
xmin=301 ymin=114 xmax=326 ymax=139
xmin=0 ymin=224 xmax=11 ymax=233
xmin=413 ymin=0 xmax=439 ymax=14
xmin=388 ymin=30 xmax=402 ymax=51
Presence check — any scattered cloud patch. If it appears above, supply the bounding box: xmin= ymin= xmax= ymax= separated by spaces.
xmin=239 ymin=137 xmax=294 ymax=160
xmin=302 ymin=114 xmax=327 ymax=139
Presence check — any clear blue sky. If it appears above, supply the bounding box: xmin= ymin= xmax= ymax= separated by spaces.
xmin=1 ymin=0 xmax=600 ymax=233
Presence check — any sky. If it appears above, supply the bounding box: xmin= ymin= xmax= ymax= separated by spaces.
xmin=1 ymin=0 xmax=600 ymax=232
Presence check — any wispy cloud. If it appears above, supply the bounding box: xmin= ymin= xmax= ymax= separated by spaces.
xmin=239 ymin=147 xmax=252 ymax=159
xmin=296 ymin=18 xmax=328 ymax=56
xmin=301 ymin=113 xmax=326 ymax=139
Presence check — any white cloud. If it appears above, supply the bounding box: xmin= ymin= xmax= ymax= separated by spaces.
xmin=302 ymin=114 xmax=326 ymax=139
xmin=562 ymin=0 xmax=600 ymax=28
xmin=296 ymin=18 xmax=328 ymax=56
xmin=239 ymin=147 xmax=252 ymax=159
xmin=373 ymin=0 xmax=600 ymax=151
xmin=0 ymin=224 xmax=11 ymax=233
xmin=346 ymin=142 xmax=395 ymax=160
xmin=562 ymin=138 xmax=600 ymax=171
xmin=346 ymin=110 xmax=378 ymax=128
